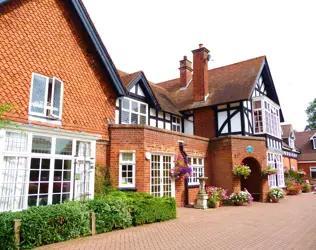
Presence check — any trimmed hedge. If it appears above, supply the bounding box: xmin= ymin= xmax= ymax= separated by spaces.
xmin=0 ymin=191 xmax=176 ymax=249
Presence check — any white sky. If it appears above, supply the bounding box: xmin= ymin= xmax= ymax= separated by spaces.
xmin=82 ymin=0 xmax=316 ymax=132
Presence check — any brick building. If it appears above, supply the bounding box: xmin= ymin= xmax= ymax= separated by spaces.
xmin=281 ymin=124 xmax=300 ymax=171
xmin=0 ymin=0 xmax=288 ymax=211
xmin=295 ymin=130 xmax=316 ymax=178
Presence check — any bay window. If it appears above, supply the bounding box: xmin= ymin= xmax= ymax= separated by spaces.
xmin=0 ymin=130 xmax=96 ymax=212
xmin=121 ymin=98 xmax=148 ymax=125
xmin=188 ymin=157 xmax=204 ymax=185
xmin=29 ymin=73 xmax=64 ymax=120
xmin=119 ymin=151 xmax=136 ymax=188
xmin=253 ymin=97 xmax=281 ymax=138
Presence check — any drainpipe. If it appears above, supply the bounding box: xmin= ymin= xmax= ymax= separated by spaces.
xmin=179 ymin=142 xmax=189 ymax=206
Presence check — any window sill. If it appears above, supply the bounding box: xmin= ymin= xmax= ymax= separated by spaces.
xmin=188 ymin=184 xmax=200 ymax=189
xmin=118 ymin=187 xmax=137 ymax=192
xmin=29 ymin=115 xmax=62 ymax=126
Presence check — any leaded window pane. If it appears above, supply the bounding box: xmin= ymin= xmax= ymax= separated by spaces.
xmin=5 ymin=132 xmax=27 ymax=152
xmin=55 ymin=138 xmax=73 ymax=155
xmin=32 ymin=136 xmax=52 ymax=154
xmin=31 ymin=74 xmax=47 ymax=115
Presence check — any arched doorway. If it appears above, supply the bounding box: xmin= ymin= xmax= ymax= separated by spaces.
xmin=240 ymin=157 xmax=261 ymax=201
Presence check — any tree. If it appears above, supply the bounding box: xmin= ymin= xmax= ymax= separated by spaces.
xmin=305 ymin=98 xmax=316 ymax=131
xmin=0 ymin=103 xmax=15 ymax=129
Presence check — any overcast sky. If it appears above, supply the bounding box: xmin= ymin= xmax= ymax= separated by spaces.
xmin=82 ymin=0 xmax=315 ymax=132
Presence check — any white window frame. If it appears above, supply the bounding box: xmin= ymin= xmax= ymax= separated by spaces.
xmin=267 ymin=151 xmax=285 ymax=188
xmin=252 ymin=96 xmax=281 ymax=138
xmin=310 ymin=167 xmax=316 ymax=179
xmin=121 ymin=97 xmax=148 ymax=125
xmin=0 ymin=129 xmax=96 ymax=212
xmin=119 ymin=150 xmax=136 ymax=188
xmin=188 ymin=157 xmax=204 ymax=186
xmin=29 ymin=73 xmax=64 ymax=120
xmin=313 ymin=138 xmax=316 ymax=150
xmin=172 ymin=116 xmax=182 ymax=132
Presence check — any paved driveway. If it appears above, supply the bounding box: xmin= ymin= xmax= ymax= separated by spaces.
xmin=38 ymin=193 xmax=316 ymax=250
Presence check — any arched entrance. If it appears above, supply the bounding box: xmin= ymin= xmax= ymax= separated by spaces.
xmin=240 ymin=157 xmax=261 ymax=201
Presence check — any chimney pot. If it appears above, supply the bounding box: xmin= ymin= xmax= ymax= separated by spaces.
xmin=199 ymin=44 xmax=203 ymax=48
xmin=179 ymin=55 xmax=192 ymax=88
xmin=183 ymin=55 xmax=187 ymax=60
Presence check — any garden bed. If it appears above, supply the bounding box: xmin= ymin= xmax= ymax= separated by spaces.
xmin=0 ymin=190 xmax=176 ymax=249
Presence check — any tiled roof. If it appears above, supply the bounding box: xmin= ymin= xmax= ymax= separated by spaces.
xmin=295 ymin=130 xmax=316 ymax=161
xmin=281 ymin=124 xmax=292 ymax=138
xmin=157 ymin=56 xmax=266 ymax=110
xmin=117 ymin=70 xmax=182 ymax=116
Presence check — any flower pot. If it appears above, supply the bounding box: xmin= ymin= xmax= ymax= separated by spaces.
xmin=270 ymin=197 xmax=280 ymax=203
xmin=214 ymin=201 xmax=220 ymax=208
xmin=234 ymin=201 xmax=244 ymax=206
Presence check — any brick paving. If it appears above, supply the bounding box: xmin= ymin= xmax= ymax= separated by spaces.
xmin=37 ymin=193 xmax=316 ymax=250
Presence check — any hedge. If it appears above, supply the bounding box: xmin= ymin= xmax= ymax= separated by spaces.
xmin=0 ymin=191 xmax=176 ymax=249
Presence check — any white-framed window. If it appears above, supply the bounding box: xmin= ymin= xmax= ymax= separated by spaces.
xmin=29 ymin=73 xmax=64 ymax=120
xmin=172 ymin=116 xmax=181 ymax=132
xmin=313 ymin=138 xmax=316 ymax=150
xmin=252 ymin=97 xmax=281 ymax=138
xmin=253 ymin=101 xmax=263 ymax=133
xmin=267 ymin=152 xmax=285 ymax=187
xmin=121 ymin=97 xmax=148 ymax=125
xmin=119 ymin=151 xmax=136 ymax=188
xmin=188 ymin=157 xmax=204 ymax=185
xmin=0 ymin=130 xmax=96 ymax=212
xmin=310 ymin=167 xmax=316 ymax=179
xmin=289 ymin=138 xmax=294 ymax=149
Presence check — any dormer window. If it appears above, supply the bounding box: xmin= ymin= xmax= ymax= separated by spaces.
xmin=313 ymin=137 xmax=316 ymax=150
xmin=29 ymin=73 xmax=64 ymax=120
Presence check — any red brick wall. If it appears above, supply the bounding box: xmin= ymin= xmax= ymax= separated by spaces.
xmin=0 ymin=0 xmax=117 ymax=139
xmin=194 ymin=107 xmax=216 ymax=138
xmin=209 ymin=135 xmax=269 ymax=201
xmin=283 ymin=156 xmax=298 ymax=171
xmin=298 ymin=162 xmax=316 ymax=177
xmin=109 ymin=125 xmax=210 ymax=206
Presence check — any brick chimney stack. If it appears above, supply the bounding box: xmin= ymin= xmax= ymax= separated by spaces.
xmin=179 ymin=56 xmax=192 ymax=88
xmin=192 ymin=44 xmax=210 ymax=103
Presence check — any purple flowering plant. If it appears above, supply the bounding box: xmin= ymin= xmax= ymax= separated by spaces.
xmin=170 ymin=155 xmax=192 ymax=181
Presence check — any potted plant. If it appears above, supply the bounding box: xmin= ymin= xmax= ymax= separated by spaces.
xmin=268 ymin=187 xmax=284 ymax=203
xmin=297 ymin=169 xmax=306 ymax=176
xmin=206 ymin=186 xmax=228 ymax=207
xmin=261 ymin=166 xmax=277 ymax=177
xmin=229 ymin=189 xmax=253 ymax=206
xmin=286 ymin=183 xmax=302 ymax=195
xmin=207 ymin=195 xmax=220 ymax=208
xmin=233 ymin=162 xmax=251 ymax=179
xmin=301 ymin=183 xmax=311 ymax=193
xmin=170 ymin=155 xmax=192 ymax=181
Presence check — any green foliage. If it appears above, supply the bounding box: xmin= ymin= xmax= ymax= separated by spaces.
xmin=20 ymin=202 xmax=90 ymax=249
xmin=0 ymin=191 xmax=176 ymax=249
xmin=94 ymin=164 xmax=113 ymax=195
xmin=0 ymin=212 xmax=22 ymax=250
xmin=233 ymin=164 xmax=251 ymax=179
xmin=0 ymin=103 xmax=15 ymax=129
xmin=302 ymin=183 xmax=311 ymax=193
xmin=285 ymin=170 xmax=304 ymax=185
xmin=86 ymin=196 xmax=132 ymax=233
xmin=305 ymin=98 xmax=316 ymax=130
xmin=207 ymin=195 xmax=219 ymax=208
xmin=268 ymin=188 xmax=285 ymax=199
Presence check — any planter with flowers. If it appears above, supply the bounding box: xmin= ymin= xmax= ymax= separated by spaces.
xmin=268 ymin=187 xmax=284 ymax=203
xmin=286 ymin=183 xmax=302 ymax=195
xmin=206 ymin=186 xmax=228 ymax=208
xmin=233 ymin=163 xmax=251 ymax=179
xmin=229 ymin=189 xmax=253 ymax=206
xmin=297 ymin=169 xmax=306 ymax=176
xmin=170 ymin=155 xmax=192 ymax=181
xmin=261 ymin=166 xmax=277 ymax=177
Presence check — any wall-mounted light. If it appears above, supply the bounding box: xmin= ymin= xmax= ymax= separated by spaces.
xmin=145 ymin=152 xmax=151 ymax=160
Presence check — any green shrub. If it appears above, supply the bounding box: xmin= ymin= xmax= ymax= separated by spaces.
xmin=87 ymin=196 xmax=132 ymax=233
xmin=20 ymin=202 xmax=90 ymax=249
xmin=302 ymin=183 xmax=311 ymax=193
xmin=0 ymin=211 xmax=22 ymax=250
